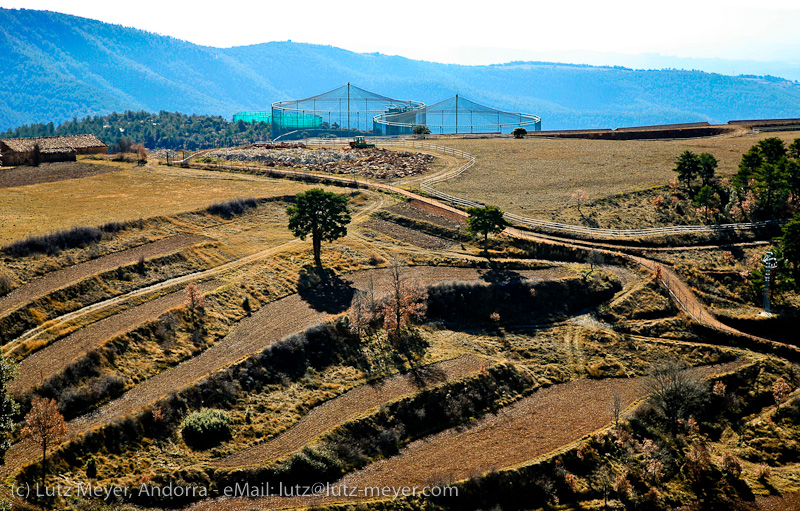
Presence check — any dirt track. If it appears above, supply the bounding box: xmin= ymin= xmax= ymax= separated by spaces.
xmin=10 ymin=280 xmax=223 ymax=395
xmin=189 ymin=361 xmax=742 ymax=511
xmin=0 ymin=234 xmax=210 ymax=316
xmin=216 ymin=354 xmax=487 ymax=468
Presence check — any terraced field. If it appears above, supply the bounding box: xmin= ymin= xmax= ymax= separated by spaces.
xmin=0 ymin=234 xmax=210 ymax=316
xmin=216 ymin=354 xmax=487 ymax=468
xmin=10 ymin=279 xmax=223 ymax=394
xmin=189 ymin=361 xmax=743 ymax=511
xmin=2 ymin=266 xmax=571 ymax=479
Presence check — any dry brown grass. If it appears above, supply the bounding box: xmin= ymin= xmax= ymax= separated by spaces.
xmin=434 ymin=131 xmax=800 ymax=217
xmin=0 ymin=162 xmax=332 ymax=244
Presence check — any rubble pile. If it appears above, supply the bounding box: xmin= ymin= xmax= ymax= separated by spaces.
xmin=205 ymin=147 xmax=434 ymax=179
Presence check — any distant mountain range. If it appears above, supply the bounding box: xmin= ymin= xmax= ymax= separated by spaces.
xmin=2 ymin=8 xmax=800 ymax=133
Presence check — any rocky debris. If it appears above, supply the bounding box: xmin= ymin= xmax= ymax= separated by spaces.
xmin=204 ymin=147 xmax=434 ymax=179
xmin=251 ymin=142 xmax=306 ymax=149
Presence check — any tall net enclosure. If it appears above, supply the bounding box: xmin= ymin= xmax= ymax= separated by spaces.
xmin=374 ymin=95 xmax=541 ymax=135
xmin=271 ymin=83 xmax=425 ymax=139
xmin=233 ymin=112 xmax=272 ymax=124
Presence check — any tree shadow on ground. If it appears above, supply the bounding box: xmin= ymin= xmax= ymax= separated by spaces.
xmin=406 ymin=361 xmax=447 ymax=388
xmin=297 ymin=265 xmax=356 ymax=313
xmin=479 ymin=267 xmax=526 ymax=284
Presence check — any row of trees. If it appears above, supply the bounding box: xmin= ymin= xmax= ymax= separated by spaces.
xmin=1 ymin=111 xmax=272 ymax=152
xmin=671 ymin=137 xmax=800 ymax=223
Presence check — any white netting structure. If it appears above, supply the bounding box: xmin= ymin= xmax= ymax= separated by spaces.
xmin=271 ymin=83 xmax=424 ymax=138
xmin=373 ymin=94 xmax=541 ymax=135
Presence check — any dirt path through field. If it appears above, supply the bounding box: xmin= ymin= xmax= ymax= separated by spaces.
xmin=1 ymin=266 xmax=567 ymax=479
xmin=191 ymin=361 xmax=741 ymax=511
xmin=216 ymin=354 xmax=487 ymax=468
xmin=10 ymin=280 xmax=223 ymax=395
xmin=0 ymin=234 xmax=210 ymax=316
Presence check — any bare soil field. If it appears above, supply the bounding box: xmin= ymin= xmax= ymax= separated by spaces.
xmin=0 ymin=161 xmax=123 ymax=188
xmin=216 ymin=354 xmax=486 ymax=468
xmin=191 ymin=361 xmax=742 ymax=511
xmin=9 ymin=280 xmax=223 ymax=394
xmin=0 ymin=163 xmax=327 ymax=243
xmin=362 ymin=219 xmax=456 ymax=250
xmin=434 ymin=131 xmax=800 ymax=217
xmin=387 ymin=200 xmax=466 ymax=229
xmin=0 ymin=234 xmax=210 ymax=316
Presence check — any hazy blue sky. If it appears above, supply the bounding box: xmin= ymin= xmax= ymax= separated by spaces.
xmin=3 ymin=0 xmax=800 ymax=68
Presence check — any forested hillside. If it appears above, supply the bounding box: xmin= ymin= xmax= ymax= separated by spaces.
xmin=0 ymin=111 xmax=271 ymax=151
xmin=3 ymin=8 xmax=800 ymax=133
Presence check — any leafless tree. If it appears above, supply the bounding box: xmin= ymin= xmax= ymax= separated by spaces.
xmin=22 ymin=397 xmax=67 ymax=486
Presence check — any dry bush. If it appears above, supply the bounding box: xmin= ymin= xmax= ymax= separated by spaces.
xmin=722 ymin=453 xmax=742 ymax=478
xmin=184 ymin=283 xmax=205 ymax=313
xmin=3 ymin=226 xmax=105 ymax=257
xmin=0 ymin=274 xmax=13 ymax=296
xmin=772 ymin=377 xmax=792 ymax=404
xmin=756 ymin=463 xmax=772 ymax=481
xmin=614 ymin=472 xmax=632 ymax=497
xmin=207 ymin=197 xmax=259 ymax=218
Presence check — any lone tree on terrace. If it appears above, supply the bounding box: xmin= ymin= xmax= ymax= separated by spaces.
xmin=287 ymin=188 xmax=351 ymax=266
xmin=22 ymin=397 xmax=67 ymax=486
xmin=466 ymin=205 xmax=509 ymax=251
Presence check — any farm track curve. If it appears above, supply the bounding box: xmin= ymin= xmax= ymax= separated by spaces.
xmin=8 ymin=188 xmax=386 ymax=350
xmin=10 ymin=280 xmax=223 ymax=395
xmin=215 ymin=354 xmax=487 ymax=468
xmin=1 ymin=266 xmax=570 ymax=480
xmin=0 ymin=234 xmax=211 ymax=317
xmin=188 ymin=158 xmax=768 ymax=338
xmin=188 ymin=360 xmax=743 ymax=511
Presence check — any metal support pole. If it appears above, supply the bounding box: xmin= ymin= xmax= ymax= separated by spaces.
xmin=762 ymin=251 xmax=778 ymax=314
xmin=455 ymin=95 xmax=458 ymax=134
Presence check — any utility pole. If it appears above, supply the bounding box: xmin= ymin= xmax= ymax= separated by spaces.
xmin=762 ymin=251 xmax=778 ymax=314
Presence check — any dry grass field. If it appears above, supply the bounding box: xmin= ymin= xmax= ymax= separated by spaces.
xmin=2 ymin=143 xmax=798 ymax=511
xmin=433 ymin=131 xmax=800 ymax=217
xmin=0 ymin=160 xmax=327 ymax=244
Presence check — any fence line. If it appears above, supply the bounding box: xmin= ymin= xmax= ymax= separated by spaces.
xmin=651 ymin=264 xmax=706 ymax=324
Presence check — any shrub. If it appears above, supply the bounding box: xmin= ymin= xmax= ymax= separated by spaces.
xmin=512 ymin=127 xmax=527 ymax=139
xmin=3 ymin=226 xmax=105 ymax=257
xmin=85 ymin=456 xmax=97 ymax=479
xmin=412 ymin=125 xmax=431 ymax=135
xmin=180 ymin=409 xmax=231 ymax=449
xmin=207 ymin=197 xmax=259 ymax=218
xmin=0 ymin=274 xmax=13 ymax=296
